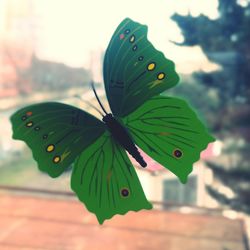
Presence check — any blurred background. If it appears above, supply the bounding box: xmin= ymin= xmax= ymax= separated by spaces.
xmin=0 ymin=0 xmax=249 ymax=249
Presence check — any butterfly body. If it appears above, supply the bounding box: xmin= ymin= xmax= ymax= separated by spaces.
xmin=103 ymin=113 xmax=147 ymax=167
xmin=10 ymin=18 xmax=215 ymax=224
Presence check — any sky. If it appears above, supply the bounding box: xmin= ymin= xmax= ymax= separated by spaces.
xmin=33 ymin=0 xmax=219 ymax=76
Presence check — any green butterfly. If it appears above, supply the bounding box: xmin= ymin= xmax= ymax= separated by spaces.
xmin=10 ymin=18 xmax=215 ymax=224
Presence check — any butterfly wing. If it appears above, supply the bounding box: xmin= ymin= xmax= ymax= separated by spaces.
xmin=10 ymin=102 xmax=106 ymax=177
xmin=71 ymin=131 xmax=152 ymax=224
xmin=122 ymin=96 xmax=215 ymax=184
xmin=104 ymin=18 xmax=179 ymax=117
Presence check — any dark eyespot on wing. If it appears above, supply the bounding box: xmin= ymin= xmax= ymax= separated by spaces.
xmin=132 ymin=45 xmax=138 ymax=51
xmin=43 ymin=134 xmax=48 ymax=139
xmin=121 ymin=188 xmax=130 ymax=197
xmin=34 ymin=126 xmax=40 ymax=131
xmin=138 ymin=56 xmax=144 ymax=61
xmin=125 ymin=29 xmax=130 ymax=34
xmin=173 ymin=149 xmax=183 ymax=158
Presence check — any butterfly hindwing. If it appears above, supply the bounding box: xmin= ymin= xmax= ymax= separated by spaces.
xmin=122 ymin=96 xmax=215 ymax=183
xmin=104 ymin=18 xmax=179 ymax=117
xmin=10 ymin=102 xmax=106 ymax=177
xmin=71 ymin=131 xmax=152 ymax=224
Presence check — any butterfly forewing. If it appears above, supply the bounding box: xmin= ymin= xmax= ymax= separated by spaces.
xmin=104 ymin=18 xmax=179 ymax=117
xmin=11 ymin=102 xmax=106 ymax=177
xmin=122 ymin=96 xmax=215 ymax=183
xmin=71 ymin=131 xmax=152 ymax=224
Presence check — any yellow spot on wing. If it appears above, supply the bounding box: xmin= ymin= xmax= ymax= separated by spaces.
xmin=26 ymin=121 xmax=33 ymax=127
xmin=46 ymin=144 xmax=55 ymax=152
xmin=147 ymin=63 xmax=156 ymax=71
xmin=129 ymin=35 xmax=135 ymax=43
xmin=53 ymin=156 xmax=61 ymax=163
xmin=157 ymin=72 xmax=165 ymax=80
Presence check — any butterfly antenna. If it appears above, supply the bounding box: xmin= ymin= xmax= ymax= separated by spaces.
xmin=91 ymin=81 xmax=108 ymax=115
xmin=74 ymin=94 xmax=105 ymax=117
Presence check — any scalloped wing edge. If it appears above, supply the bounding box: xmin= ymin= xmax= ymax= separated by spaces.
xmin=71 ymin=189 xmax=153 ymax=224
